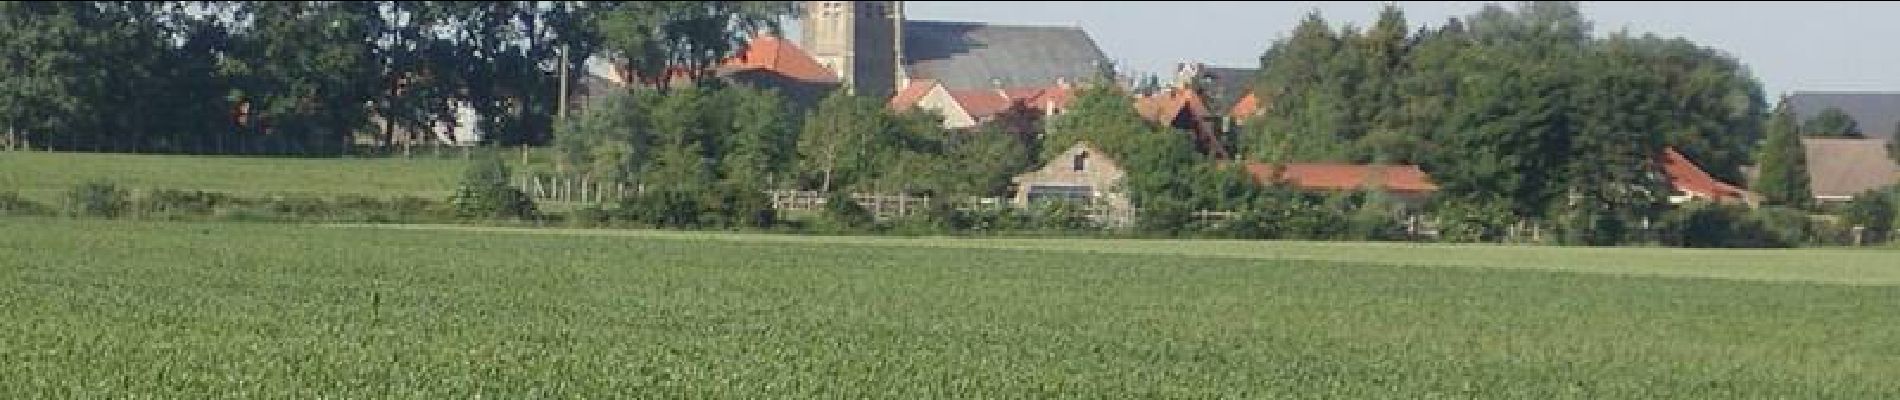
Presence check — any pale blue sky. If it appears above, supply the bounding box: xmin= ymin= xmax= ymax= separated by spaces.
xmin=793 ymin=1 xmax=1900 ymax=98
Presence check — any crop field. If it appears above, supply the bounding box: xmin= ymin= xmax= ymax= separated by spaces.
xmin=3 ymin=217 xmax=1899 ymax=397
xmin=0 ymin=151 xmax=468 ymax=204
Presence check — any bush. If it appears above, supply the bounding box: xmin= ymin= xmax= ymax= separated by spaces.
xmin=449 ymin=149 xmax=537 ymax=220
xmin=66 ymin=181 xmax=128 ymax=218
xmin=1842 ymin=189 xmax=1896 ymax=243
xmin=1134 ymin=197 xmax=1193 ymax=237
xmin=1027 ymin=200 xmax=1095 ymax=232
xmin=703 ymin=184 xmax=778 ymax=229
xmin=820 ymin=191 xmax=874 ymax=231
xmin=615 ymin=189 xmax=702 ymax=228
xmin=1429 ymin=199 xmax=1514 ymax=243
xmin=0 ymin=191 xmax=52 ymax=216
xmin=135 ymin=189 xmax=235 ymax=219
xmin=1657 ymin=203 xmax=1808 ymax=248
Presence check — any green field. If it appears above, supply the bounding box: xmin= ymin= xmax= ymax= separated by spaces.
xmin=0 ymin=151 xmax=468 ymax=204
xmin=3 ymin=217 xmax=1897 ymax=397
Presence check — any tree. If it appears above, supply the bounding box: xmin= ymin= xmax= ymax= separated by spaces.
xmin=450 ymin=148 xmax=536 ymax=220
xmin=943 ymin=125 xmax=1032 ymax=197
xmin=1801 ymin=107 xmax=1862 ymax=138
xmin=1889 ymin=125 xmax=1900 ymax=165
xmin=1842 ymin=189 xmax=1895 ymax=243
xmin=720 ymin=85 xmax=797 ymax=189
xmin=796 ymin=92 xmax=896 ymax=192
xmin=1755 ymin=100 xmax=1812 ymax=208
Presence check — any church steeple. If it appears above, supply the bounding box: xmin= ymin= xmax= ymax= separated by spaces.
xmin=800 ymin=1 xmax=903 ymax=99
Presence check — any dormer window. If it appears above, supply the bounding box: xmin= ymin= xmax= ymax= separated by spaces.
xmin=1073 ymin=151 xmax=1089 ymax=171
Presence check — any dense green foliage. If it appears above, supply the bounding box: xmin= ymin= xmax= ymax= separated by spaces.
xmin=449 ymin=149 xmax=536 ymax=220
xmin=1242 ymin=2 xmax=1765 ymax=244
xmin=3 ymin=219 xmax=1899 ymax=397
xmin=1801 ymin=107 xmax=1863 ymax=138
xmin=1841 ymin=188 xmax=1895 ymax=242
xmin=1755 ymin=101 xmax=1813 ymax=208
xmin=0 ymin=1 xmax=792 ymax=154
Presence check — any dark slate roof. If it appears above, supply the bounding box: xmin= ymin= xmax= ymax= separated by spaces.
xmin=1786 ymin=91 xmax=1900 ymax=140
xmin=901 ymin=20 xmax=1109 ymax=90
xmin=1198 ymin=66 xmax=1257 ymax=115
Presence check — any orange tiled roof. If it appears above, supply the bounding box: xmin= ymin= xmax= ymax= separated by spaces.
xmin=947 ymin=89 xmax=1013 ymax=119
xmin=888 ymin=79 xmax=938 ymax=111
xmin=1242 ymin=163 xmax=1439 ymax=193
xmin=720 ymin=36 xmax=838 ymax=83
xmin=1134 ymin=88 xmax=1211 ymax=124
xmin=1230 ymin=92 xmax=1260 ymax=118
xmin=1658 ymin=146 xmax=1750 ymax=202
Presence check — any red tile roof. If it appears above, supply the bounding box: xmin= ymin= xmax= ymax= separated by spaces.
xmin=1230 ymin=92 xmax=1261 ymax=119
xmin=888 ymin=79 xmax=938 ymax=111
xmin=1134 ymin=88 xmax=1211 ymax=123
xmin=947 ymin=89 xmax=1013 ymax=119
xmin=1658 ymin=146 xmax=1751 ymax=202
xmin=1018 ymin=86 xmax=1074 ymax=112
xmin=1135 ymin=88 xmax=1230 ymax=159
xmin=1241 ymin=163 xmax=1439 ymax=193
xmin=719 ymin=36 xmax=838 ymax=83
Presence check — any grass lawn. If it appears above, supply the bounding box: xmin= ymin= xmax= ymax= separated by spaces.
xmin=0 ymin=151 xmax=468 ymax=204
xmin=3 ymin=217 xmax=1897 ymax=397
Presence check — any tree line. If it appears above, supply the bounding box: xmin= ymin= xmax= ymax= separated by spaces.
xmin=1238 ymin=2 xmax=1788 ymax=244
xmin=0 ymin=1 xmax=791 ymax=155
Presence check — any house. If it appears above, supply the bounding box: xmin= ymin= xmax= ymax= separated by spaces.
xmin=887 ymin=79 xmax=1074 ymax=134
xmin=1657 ymin=147 xmax=1756 ymax=206
xmin=578 ymin=35 xmax=843 ymax=115
xmin=1011 ymin=141 xmax=1134 ymax=226
xmin=1238 ymin=162 xmax=1439 ymax=206
xmin=1135 ymin=88 xmax=1228 ymax=159
xmin=714 ymin=35 xmax=844 ymax=114
xmin=1172 ymin=63 xmax=1257 ymax=120
xmin=1228 ymin=92 xmax=1262 ymax=125
xmin=1785 ymin=91 xmax=1900 ymax=141
xmin=801 ymin=1 xmax=1112 ymax=99
xmin=1799 ymin=138 xmax=1900 ymax=203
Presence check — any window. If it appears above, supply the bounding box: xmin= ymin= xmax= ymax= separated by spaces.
xmin=1027 ymin=185 xmax=1094 ymax=204
xmin=1072 ymin=152 xmax=1088 ymax=171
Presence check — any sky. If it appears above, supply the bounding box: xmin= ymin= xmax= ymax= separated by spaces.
xmin=792 ymin=1 xmax=1900 ymax=98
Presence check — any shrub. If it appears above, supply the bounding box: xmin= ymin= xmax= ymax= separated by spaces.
xmin=1842 ymin=189 xmax=1896 ymax=243
xmin=0 ymin=191 xmax=52 ymax=216
xmin=450 ymin=149 xmax=537 ymax=220
xmin=820 ymin=191 xmax=874 ymax=231
xmin=1027 ymin=200 xmax=1094 ymax=232
xmin=1430 ymin=199 xmax=1514 ymax=243
xmin=1657 ymin=203 xmax=1807 ymax=248
xmin=134 ymin=189 xmax=234 ymax=219
xmin=66 ymin=181 xmax=128 ymax=218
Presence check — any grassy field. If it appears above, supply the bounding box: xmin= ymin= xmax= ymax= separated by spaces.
xmin=3 ymin=217 xmax=1897 ymax=397
xmin=0 ymin=151 xmax=468 ymax=204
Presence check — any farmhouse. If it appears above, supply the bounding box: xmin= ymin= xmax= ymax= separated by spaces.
xmin=1798 ymin=138 xmax=1900 ymax=203
xmin=887 ymin=78 xmax=1074 ymax=134
xmin=1011 ymin=141 xmax=1134 ymax=226
xmin=1657 ymin=147 xmax=1755 ymax=206
xmin=1135 ymin=87 xmax=1227 ymax=159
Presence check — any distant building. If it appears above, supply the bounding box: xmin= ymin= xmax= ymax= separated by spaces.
xmin=888 ymin=79 xmax=1074 ymax=134
xmin=800 ymin=1 xmax=1112 ymax=99
xmin=1785 ymin=91 xmax=1900 ymax=141
xmin=1011 ymin=141 xmax=1134 ymax=227
xmin=1134 ymin=87 xmax=1227 ymax=159
xmin=1656 ymin=147 xmax=1755 ymax=206
xmin=1799 ymin=138 xmax=1900 ymax=203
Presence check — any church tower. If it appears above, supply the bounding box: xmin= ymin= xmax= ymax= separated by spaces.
xmin=800 ymin=1 xmax=903 ymax=99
